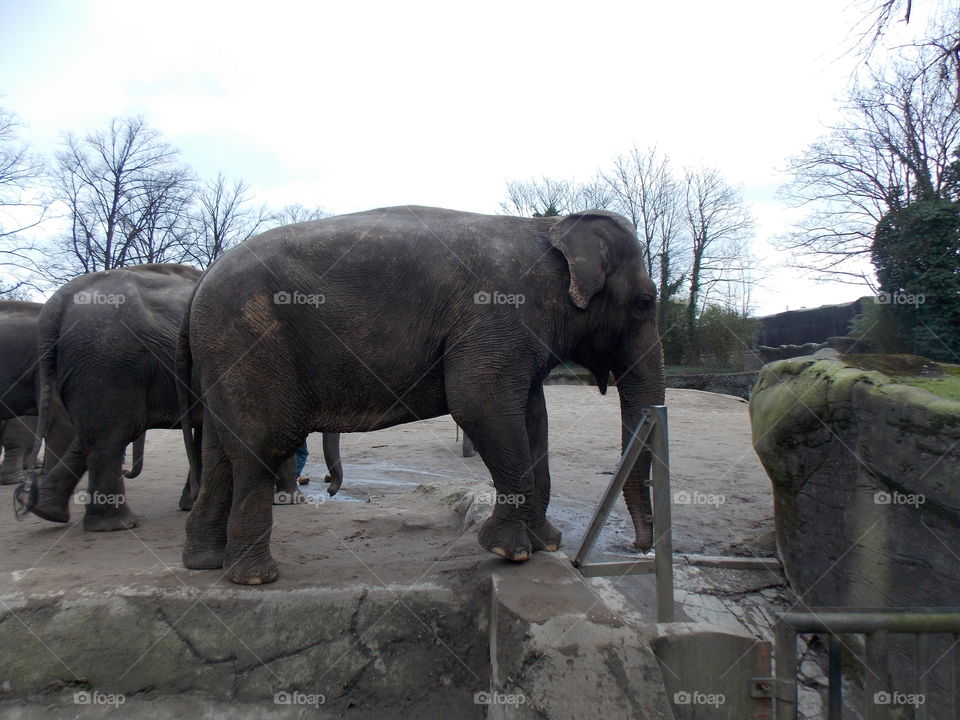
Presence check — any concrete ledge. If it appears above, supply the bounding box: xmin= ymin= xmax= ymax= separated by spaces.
xmin=488 ymin=553 xmax=674 ymax=720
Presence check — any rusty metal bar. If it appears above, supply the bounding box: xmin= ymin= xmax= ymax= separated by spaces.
xmin=680 ymin=554 xmax=782 ymax=571
xmin=575 ymin=559 xmax=656 ymax=577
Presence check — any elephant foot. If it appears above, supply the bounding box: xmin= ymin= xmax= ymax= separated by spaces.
xmin=183 ymin=543 xmax=226 ymax=570
xmin=30 ymin=487 xmax=72 ymax=524
xmin=1 ymin=471 xmax=26 ymax=486
xmin=527 ymin=519 xmax=563 ymax=552
xmin=478 ymin=515 xmax=532 ymax=562
xmin=225 ymin=552 xmax=279 ymax=585
xmin=178 ymin=483 xmax=194 ymax=511
xmin=273 ymin=489 xmax=306 ymax=505
xmin=83 ymin=505 xmax=140 ymax=532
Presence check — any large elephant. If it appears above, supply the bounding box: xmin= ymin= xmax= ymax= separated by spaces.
xmin=179 ymin=206 xmax=665 ymax=585
xmin=0 ymin=301 xmax=75 ymax=486
xmin=25 ymin=264 xmax=206 ymax=531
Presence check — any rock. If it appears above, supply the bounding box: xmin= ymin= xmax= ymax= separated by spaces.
xmin=751 ymin=357 xmax=960 ymax=708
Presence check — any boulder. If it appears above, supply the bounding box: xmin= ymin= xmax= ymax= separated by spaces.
xmin=751 ymin=357 xmax=960 ymax=709
xmin=750 ymin=357 xmax=960 ymax=608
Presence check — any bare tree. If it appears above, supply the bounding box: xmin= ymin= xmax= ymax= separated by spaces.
xmin=683 ymin=167 xmax=755 ymax=362
xmin=187 ymin=174 xmax=271 ymax=268
xmin=500 ymin=177 xmax=573 ymax=217
xmin=854 ymin=0 xmax=959 ymax=103
xmin=49 ymin=116 xmax=194 ymax=279
xmin=778 ymin=46 xmax=960 ymax=281
xmin=0 ymin=108 xmax=46 ymax=293
xmin=272 ymin=203 xmax=329 ymax=227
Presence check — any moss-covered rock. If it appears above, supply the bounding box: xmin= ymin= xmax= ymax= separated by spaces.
xmin=750 ymin=357 xmax=960 ymax=608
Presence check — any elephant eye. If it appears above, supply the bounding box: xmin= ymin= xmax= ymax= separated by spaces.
xmin=634 ymin=295 xmax=653 ymax=315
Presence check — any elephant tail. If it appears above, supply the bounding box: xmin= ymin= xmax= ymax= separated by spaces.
xmin=322 ymin=432 xmax=343 ymax=496
xmin=123 ymin=432 xmax=146 ymax=478
xmin=176 ymin=285 xmax=201 ymax=498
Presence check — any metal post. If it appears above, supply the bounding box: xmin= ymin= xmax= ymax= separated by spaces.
xmin=828 ymin=633 xmax=843 ymax=720
xmin=775 ymin=621 xmax=798 ymax=720
xmin=650 ymin=405 xmax=674 ymax=623
xmin=865 ymin=630 xmax=890 ymax=720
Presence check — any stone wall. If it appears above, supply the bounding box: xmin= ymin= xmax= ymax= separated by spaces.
xmin=750 ymin=358 xmax=960 ymax=709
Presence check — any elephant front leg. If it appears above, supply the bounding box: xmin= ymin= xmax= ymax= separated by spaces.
xmin=83 ymin=447 xmax=139 ymax=532
xmin=457 ymin=409 xmax=535 ymax=562
xmin=525 ymin=383 xmax=562 ymax=552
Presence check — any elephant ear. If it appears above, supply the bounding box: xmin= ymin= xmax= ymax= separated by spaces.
xmin=548 ymin=212 xmax=626 ymax=309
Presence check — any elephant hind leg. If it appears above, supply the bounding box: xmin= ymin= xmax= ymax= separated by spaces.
xmin=183 ymin=420 xmax=233 ymax=569
xmin=82 ymin=447 xmax=139 ymax=532
xmin=223 ymin=455 xmax=278 ymax=585
xmin=30 ymin=438 xmax=87 ymax=524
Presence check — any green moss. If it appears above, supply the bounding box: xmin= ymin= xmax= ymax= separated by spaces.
xmin=898 ymin=376 xmax=960 ymax=402
xmin=840 ymin=353 xmax=945 ymax=377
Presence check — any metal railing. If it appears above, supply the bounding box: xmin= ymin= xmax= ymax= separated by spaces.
xmin=571 ymin=405 xmax=780 ymax=624
xmin=775 ymin=608 xmax=960 ymax=719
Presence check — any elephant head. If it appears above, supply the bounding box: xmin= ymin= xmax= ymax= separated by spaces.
xmin=549 ymin=211 xmax=666 ymax=551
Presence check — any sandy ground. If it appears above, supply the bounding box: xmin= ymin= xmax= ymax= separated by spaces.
xmin=0 ymin=385 xmax=776 ymax=605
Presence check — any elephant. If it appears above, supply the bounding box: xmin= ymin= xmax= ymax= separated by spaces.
xmin=178 ymin=205 xmax=665 ymax=585
xmin=0 ymin=301 xmax=75 ymax=487
xmin=24 ymin=264 xmax=206 ymax=531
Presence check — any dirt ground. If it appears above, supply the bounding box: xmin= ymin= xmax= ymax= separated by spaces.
xmin=0 ymin=385 xmax=774 ymax=600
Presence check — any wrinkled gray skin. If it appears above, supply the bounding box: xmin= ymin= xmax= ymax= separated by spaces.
xmin=179 ymin=206 xmax=665 ymax=585
xmin=0 ymin=417 xmax=38 ymax=486
xmin=0 ymin=302 xmax=75 ymax=487
xmin=26 ymin=265 xmax=208 ymax=531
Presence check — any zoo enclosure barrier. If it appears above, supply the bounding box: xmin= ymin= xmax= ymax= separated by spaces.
xmin=775 ymin=608 xmax=960 ymax=720
xmin=571 ymin=404 xmax=780 ymax=624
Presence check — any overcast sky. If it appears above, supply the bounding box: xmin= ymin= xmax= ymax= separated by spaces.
xmin=0 ymin=0 xmax=924 ymax=314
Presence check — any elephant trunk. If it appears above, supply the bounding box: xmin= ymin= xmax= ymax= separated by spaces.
xmin=616 ymin=340 xmax=665 ymax=552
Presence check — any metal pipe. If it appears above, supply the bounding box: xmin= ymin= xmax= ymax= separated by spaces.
xmin=572 ymin=412 xmax=654 ymax=568
xmin=780 ymin=611 xmax=960 ymax=634
xmin=775 ymin=621 xmax=798 ymax=720
xmin=650 ymin=405 xmax=674 ymax=624
xmin=828 ymin=634 xmax=843 ymax=720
